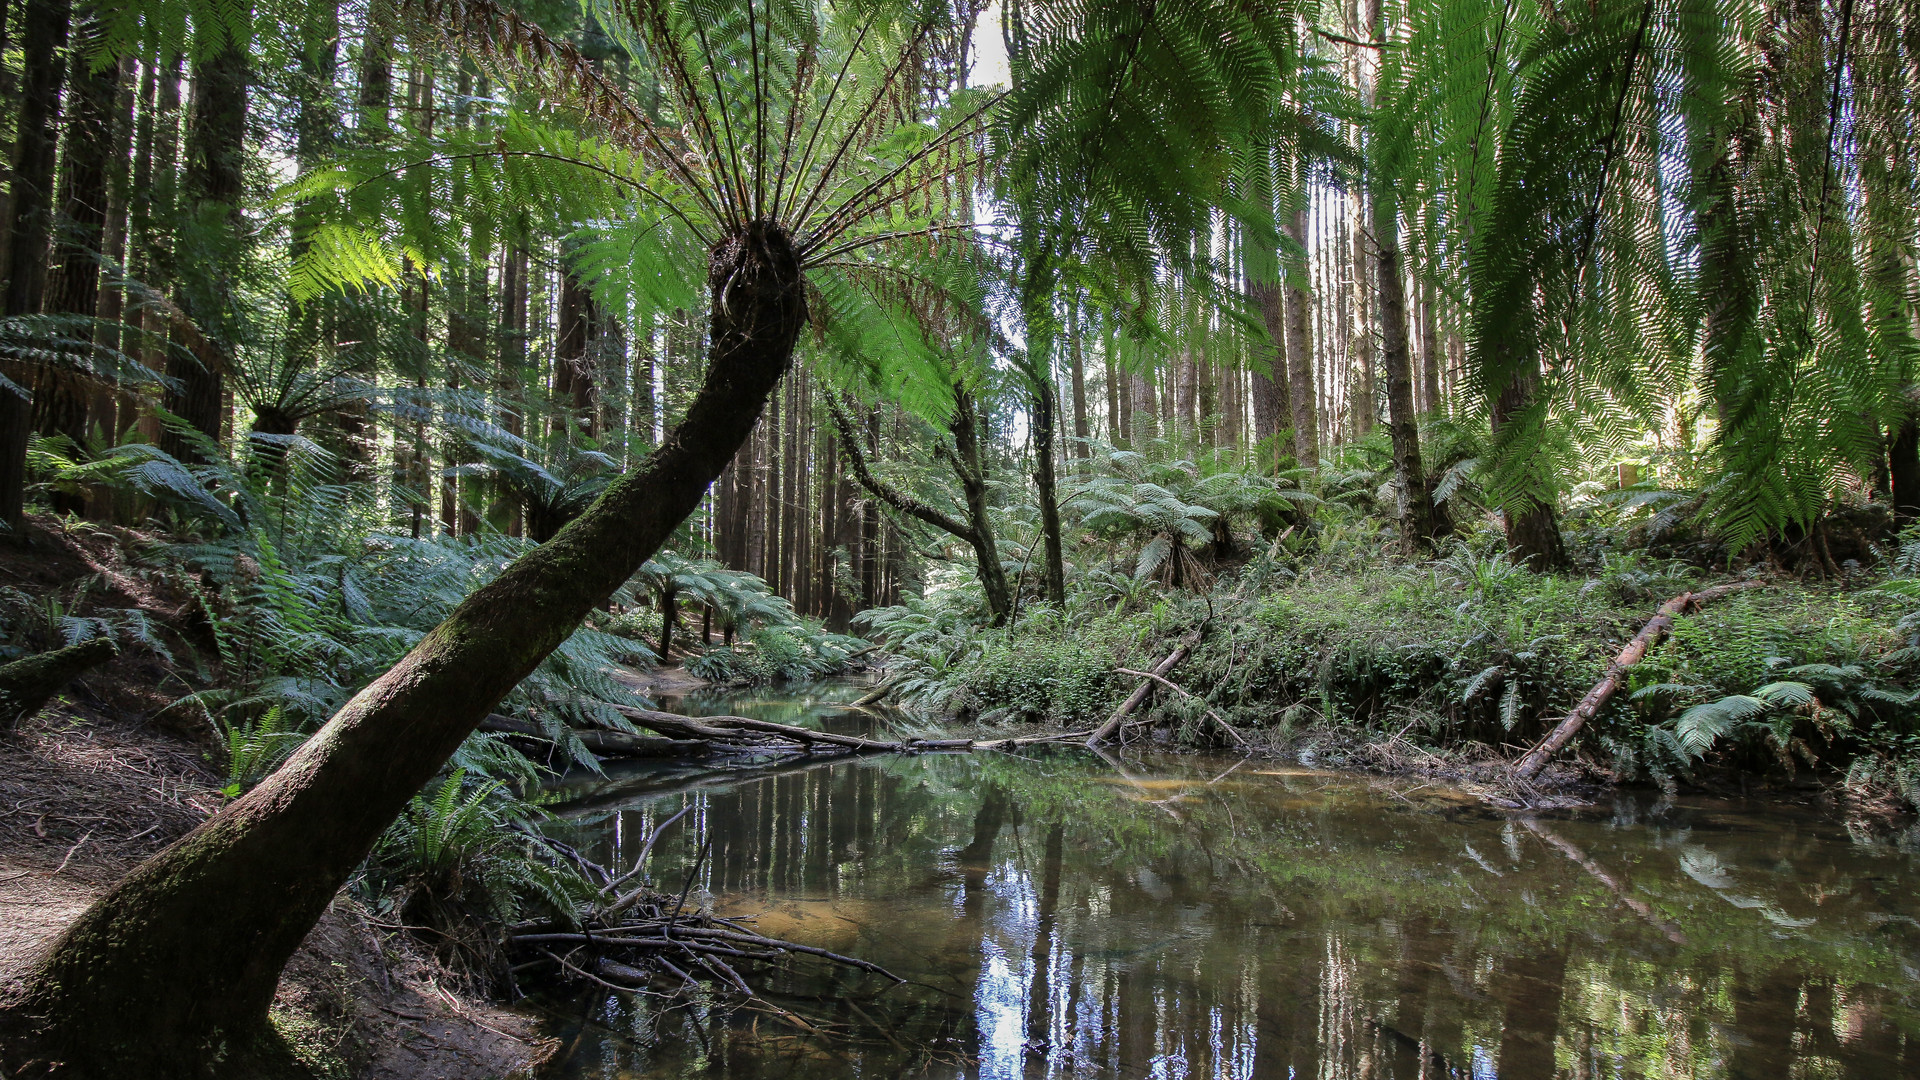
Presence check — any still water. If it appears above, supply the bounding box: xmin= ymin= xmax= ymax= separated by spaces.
xmin=534 ymin=683 xmax=1920 ymax=1078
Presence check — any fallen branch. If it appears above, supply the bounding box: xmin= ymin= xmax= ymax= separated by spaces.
xmin=1086 ymin=630 xmax=1203 ymax=749
xmin=1114 ymin=668 xmax=1248 ymax=746
xmin=1513 ymin=580 xmax=1763 ymax=780
xmin=508 ymin=889 xmax=905 ymax=1004
xmin=847 ymin=677 xmax=901 ymax=708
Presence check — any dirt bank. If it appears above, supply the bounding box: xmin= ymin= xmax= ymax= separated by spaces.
xmin=0 ymin=524 xmax=554 ymax=1078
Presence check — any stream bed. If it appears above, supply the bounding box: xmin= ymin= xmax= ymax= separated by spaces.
xmin=530 ymin=682 xmax=1920 ymax=1078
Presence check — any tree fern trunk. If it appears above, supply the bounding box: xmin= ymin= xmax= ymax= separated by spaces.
xmin=3 ymin=222 xmax=808 ymax=1076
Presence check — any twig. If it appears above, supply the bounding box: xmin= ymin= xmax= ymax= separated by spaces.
xmin=51 ymin=831 xmax=91 ymax=875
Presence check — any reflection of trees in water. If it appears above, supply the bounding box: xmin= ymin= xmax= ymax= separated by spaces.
xmin=540 ymin=752 xmax=1920 ymax=1079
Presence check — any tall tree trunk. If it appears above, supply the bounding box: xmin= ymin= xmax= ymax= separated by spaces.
xmin=3 ymin=222 xmax=809 ymax=1077
xmin=132 ymin=53 xmax=182 ymax=448
xmin=1103 ymin=316 xmax=1121 ymax=447
xmin=950 ymin=386 xmax=1012 ymax=619
xmin=1491 ymin=369 xmax=1568 ymax=570
xmin=1419 ymin=275 xmax=1441 ymax=414
xmin=1282 ymin=203 xmax=1319 ymax=465
xmin=90 ymin=52 xmax=137 ymax=463
xmin=1249 ymin=270 xmax=1293 ymax=463
xmin=499 ymin=239 xmax=529 ymax=536
xmin=161 ymin=32 xmax=247 ymax=459
xmin=1373 ymin=182 xmax=1447 ymax=550
xmin=355 ymin=0 xmax=393 ymax=143
xmin=285 ymin=0 xmax=338 ymax=405
xmin=36 ymin=7 xmax=124 ymax=466
xmin=554 ymin=264 xmax=597 ymax=438
xmin=0 ymin=0 xmax=73 ymax=535
xmin=1068 ymin=298 xmax=1089 ymax=457
xmin=1031 ymin=374 xmax=1066 ymax=604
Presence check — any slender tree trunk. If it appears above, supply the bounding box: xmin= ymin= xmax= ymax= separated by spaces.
xmin=1282 ymin=203 xmax=1319 ymax=465
xmin=658 ymin=586 xmax=677 ymax=659
xmin=1068 ymin=298 xmax=1089 ymax=457
xmin=0 ymin=0 xmax=72 ymax=534
xmin=554 ymin=262 xmax=598 ymax=439
xmin=1374 ymin=183 xmax=1446 ymax=550
xmin=132 ymin=53 xmax=182 ymax=448
xmin=1031 ymin=374 xmax=1066 ymax=604
xmin=3 ymin=222 xmax=809 ymax=1077
xmin=1103 ymin=316 xmax=1121 ymax=447
xmin=951 ymin=387 xmax=1013 ymax=619
xmin=1419 ymin=275 xmax=1441 ymax=414
xmin=828 ymin=389 xmax=1011 ymax=625
xmin=90 ymin=52 xmax=137 ymax=467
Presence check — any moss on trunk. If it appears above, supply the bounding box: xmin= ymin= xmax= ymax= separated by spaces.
xmin=3 ymin=222 xmax=807 ymax=1077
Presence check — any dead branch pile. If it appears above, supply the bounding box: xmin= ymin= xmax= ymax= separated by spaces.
xmin=508 ymin=814 xmax=901 ymax=1002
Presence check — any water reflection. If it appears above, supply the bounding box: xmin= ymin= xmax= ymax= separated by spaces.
xmin=538 ymin=725 xmax=1920 ymax=1078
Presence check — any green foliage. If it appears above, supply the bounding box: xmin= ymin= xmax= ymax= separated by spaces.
xmin=364 ymin=769 xmax=594 ymax=927
xmin=217 ymin=705 xmax=304 ymax=799
xmin=686 ymin=622 xmax=866 ymax=686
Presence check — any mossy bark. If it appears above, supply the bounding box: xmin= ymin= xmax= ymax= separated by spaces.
xmin=0 ymin=637 xmax=115 ymax=732
xmin=3 ymin=223 xmax=807 ymax=1077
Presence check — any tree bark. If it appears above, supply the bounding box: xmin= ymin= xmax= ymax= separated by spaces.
xmin=1085 ymin=631 xmax=1199 ymax=747
xmin=1374 ymin=183 xmax=1447 ymax=552
xmin=658 ymin=586 xmax=677 ymax=659
xmin=3 ymin=222 xmax=808 ymax=1076
xmin=1490 ymin=370 xmax=1567 ymax=571
xmin=1248 ymin=277 xmax=1292 ymax=457
xmin=1068 ymin=297 xmax=1089 ymax=456
xmin=1030 ymin=374 xmax=1067 ymax=604
xmin=0 ymin=0 xmax=73 ymax=535
xmin=1281 ymin=203 xmax=1319 ymax=465
xmin=161 ymin=32 xmax=247 ymax=459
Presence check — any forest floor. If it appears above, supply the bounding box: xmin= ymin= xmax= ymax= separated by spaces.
xmin=0 ymin=525 xmax=556 ymax=1080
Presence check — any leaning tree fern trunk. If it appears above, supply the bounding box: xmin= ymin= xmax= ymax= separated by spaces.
xmin=3 ymin=222 xmax=809 ymax=1076
xmin=6 ymin=0 xmax=1002 ymax=1062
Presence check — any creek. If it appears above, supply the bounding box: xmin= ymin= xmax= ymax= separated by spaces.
xmin=530 ymin=681 xmax=1920 ymax=1078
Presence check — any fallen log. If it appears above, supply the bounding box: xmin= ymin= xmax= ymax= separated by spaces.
xmin=847 ymin=676 xmax=901 ymax=708
xmin=1513 ymin=580 xmax=1763 ymax=780
xmin=477 ymin=714 xmax=708 ymax=757
xmin=616 ymin=706 xmax=915 ymax=753
xmin=0 ymin=638 xmax=117 ymax=734
xmin=1085 ymin=630 xmax=1202 ymax=749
